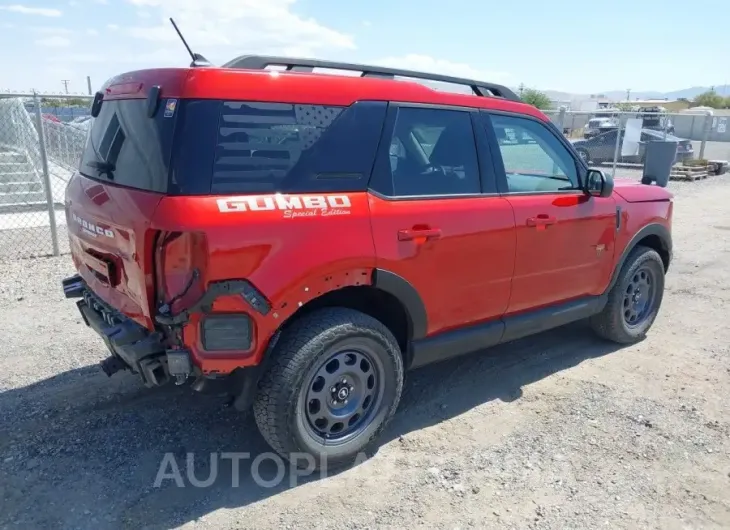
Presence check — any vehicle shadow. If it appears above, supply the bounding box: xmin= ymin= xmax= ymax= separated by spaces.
xmin=0 ymin=320 xmax=625 ymax=529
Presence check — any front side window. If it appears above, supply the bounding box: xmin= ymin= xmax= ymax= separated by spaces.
xmin=491 ymin=114 xmax=579 ymax=193
xmin=383 ymin=107 xmax=480 ymax=197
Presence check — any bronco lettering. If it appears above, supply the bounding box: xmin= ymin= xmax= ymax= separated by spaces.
xmin=71 ymin=212 xmax=114 ymax=238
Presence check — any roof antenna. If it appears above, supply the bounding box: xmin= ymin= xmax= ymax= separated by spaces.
xmin=169 ymin=18 xmax=212 ymax=67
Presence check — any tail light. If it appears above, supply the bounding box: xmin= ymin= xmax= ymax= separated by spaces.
xmin=154 ymin=231 xmax=207 ymax=314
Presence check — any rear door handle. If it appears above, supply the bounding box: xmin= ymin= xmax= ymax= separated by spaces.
xmin=526 ymin=214 xmax=557 ymax=227
xmin=398 ymin=228 xmax=442 ymax=241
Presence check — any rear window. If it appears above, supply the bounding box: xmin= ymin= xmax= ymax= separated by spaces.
xmin=79 ymin=99 xmax=175 ymax=193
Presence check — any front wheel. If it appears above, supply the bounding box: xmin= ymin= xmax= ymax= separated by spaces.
xmin=590 ymin=245 xmax=665 ymax=344
xmin=253 ymin=307 xmax=404 ymax=470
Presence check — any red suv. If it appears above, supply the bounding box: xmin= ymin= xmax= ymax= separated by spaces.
xmin=62 ymin=56 xmax=673 ymax=468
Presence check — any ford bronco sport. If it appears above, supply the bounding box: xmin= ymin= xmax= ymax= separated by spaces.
xmin=62 ymin=56 xmax=673 ymax=469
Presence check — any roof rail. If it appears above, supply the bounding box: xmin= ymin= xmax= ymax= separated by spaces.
xmin=223 ymin=55 xmax=521 ymax=102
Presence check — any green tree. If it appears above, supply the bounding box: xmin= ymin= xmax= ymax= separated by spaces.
xmin=520 ymin=88 xmax=552 ymax=110
xmin=692 ymin=90 xmax=726 ymax=109
xmin=614 ymin=102 xmax=635 ymax=112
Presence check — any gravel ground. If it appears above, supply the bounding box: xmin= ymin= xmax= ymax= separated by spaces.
xmin=1 ymin=176 xmax=729 ymax=529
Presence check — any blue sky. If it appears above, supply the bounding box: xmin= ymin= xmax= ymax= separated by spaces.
xmin=0 ymin=0 xmax=727 ymax=95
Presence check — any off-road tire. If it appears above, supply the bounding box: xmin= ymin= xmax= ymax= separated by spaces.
xmin=253 ymin=307 xmax=404 ymax=470
xmin=590 ymin=245 xmax=665 ymax=344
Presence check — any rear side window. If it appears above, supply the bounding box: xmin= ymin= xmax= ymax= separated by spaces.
xmin=191 ymin=100 xmax=386 ymax=195
xmin=374 ymin=106 xmax=480 ymax=197
xmin=79 ymin=99 xmax=174 ymax=192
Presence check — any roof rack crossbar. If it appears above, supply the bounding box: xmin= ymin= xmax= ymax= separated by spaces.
xmin=223 ymin=55 xmax=520 ymax=102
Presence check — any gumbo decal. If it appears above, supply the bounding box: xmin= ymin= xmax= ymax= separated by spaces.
xmin=217 ymin=194 xmax=352 ymax=219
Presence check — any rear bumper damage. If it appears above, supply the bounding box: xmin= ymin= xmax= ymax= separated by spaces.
xmin=61 ymin=274 xmax=262 ymax=410
xmin=62 ymin=274 xmax=192 ymax=388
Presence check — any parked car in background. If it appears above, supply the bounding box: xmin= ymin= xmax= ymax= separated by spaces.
xmin=583 ymin=117 xmax=619 ymax=139
xmin=637 ymin=106 xmax=674 ymax=134
xmin=572 ymin=128 xmax=694 ymax=165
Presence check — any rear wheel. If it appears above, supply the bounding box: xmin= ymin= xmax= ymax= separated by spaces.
xmin=253 ymin=307 xmax=404 ymax=470
xmin=590 ymin=246 xmax=665 ymax=344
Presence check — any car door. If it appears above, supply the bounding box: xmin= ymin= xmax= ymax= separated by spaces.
xmin=482 ymin=111 xmax=617 ymax=315
xmin=368 ymin=104 xmax=516 ymax=337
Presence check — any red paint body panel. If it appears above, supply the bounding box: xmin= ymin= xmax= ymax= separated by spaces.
xmin=612 ymin=178 xmax=674 ymax=203
xmin=506 ymin=193 xmax=618 ymax=313
xmin=369 ymin=194 xmax=516 ymax=335
xmin=65 ymin=175 xmax=163 ymax=329
xmin=151 ymin=192 xmax=376 ymax=372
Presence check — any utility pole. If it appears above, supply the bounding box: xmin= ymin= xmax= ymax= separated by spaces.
xmin=626 ymin=88 xmax=631 ymax=102
xmin=61 ymin=79 xmax=70 ymax=94
xmin=86 ymin=76 xmax=92 ymax=95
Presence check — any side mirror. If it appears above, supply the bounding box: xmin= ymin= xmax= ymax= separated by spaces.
xmin=585 ymin=169 xmax=613 ymax=198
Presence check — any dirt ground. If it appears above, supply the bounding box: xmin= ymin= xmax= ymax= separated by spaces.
xmin=1 ymin=176 xmax=729 ymax=530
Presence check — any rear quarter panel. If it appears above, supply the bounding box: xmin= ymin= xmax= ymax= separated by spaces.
xmin=151 ymin=192 xmax=375 ymax=372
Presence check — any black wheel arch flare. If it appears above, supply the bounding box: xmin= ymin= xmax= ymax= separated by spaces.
xmin=607 ymin=223 xmax=672 ymax=293
xmin=371 ymin=269 xmax=428 ymax=341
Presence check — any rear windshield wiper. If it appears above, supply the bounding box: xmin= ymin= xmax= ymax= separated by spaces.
xmin=87 ymin=160 xmax=116 ymax=179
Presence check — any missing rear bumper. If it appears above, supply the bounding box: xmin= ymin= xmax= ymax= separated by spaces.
xmin=63 ymin=274 xmax=193 ymax=388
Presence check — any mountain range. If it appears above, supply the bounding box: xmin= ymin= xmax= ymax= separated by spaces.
xmin=541 ymin=85 xmax=730 ymax=102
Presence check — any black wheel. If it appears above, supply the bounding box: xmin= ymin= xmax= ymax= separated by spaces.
xmin=253 ymin=308 xmax=404 ymax=469
xmin=576 ymin=148 xmax=590 ymax=164
xmin=590 ymin=245 xmax=665 ymax=344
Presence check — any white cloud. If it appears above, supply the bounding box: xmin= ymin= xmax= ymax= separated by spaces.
xmin=0 ymin=4 xmax=62 ymax=17
xmin=29 ymin=0 xmax=356 ymax=92
xmin=35 ymin=36 xmax=72 ymax=47
xmin=373 ymin=54 xmax=513 ymax=87
xmin=122 ymin=0 xmax=355 ymax=58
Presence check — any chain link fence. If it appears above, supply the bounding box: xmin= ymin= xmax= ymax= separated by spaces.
xmin=544 ymin=108 xmax=730 ymax=183
xmin=0 ymin=93 xmax=92 ymax=259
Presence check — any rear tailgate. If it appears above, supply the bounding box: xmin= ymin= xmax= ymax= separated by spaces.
xmin=66 ymin=177 xmax=163 ymax=329
xmin=65 ymin=71 xmax=185 ymax=329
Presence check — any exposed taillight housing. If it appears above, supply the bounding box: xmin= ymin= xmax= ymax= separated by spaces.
xmin=154 ymin=231 xmax=207 ymax=314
